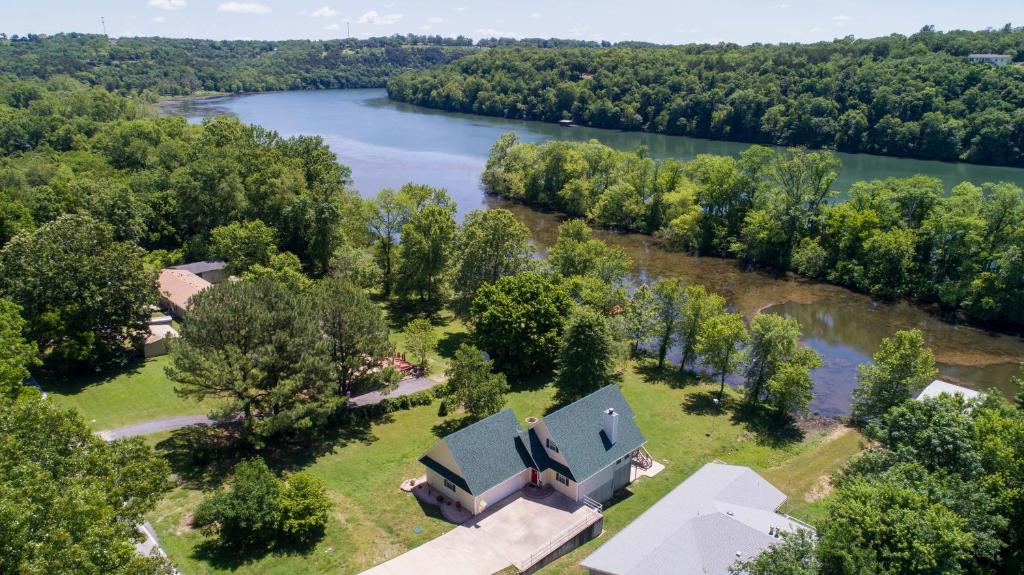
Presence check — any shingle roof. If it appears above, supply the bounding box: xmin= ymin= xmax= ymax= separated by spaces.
xmin=581 ymin=463 xmax=810 ymax=575
xmin=158 ymin=269 xmax=212 ymax=311
xmin=916 ymin=380 xmax=982 ymax=402
xmin=169 ymin=260 xmax=226 ymax=274
xmin=541 ymin=385 xmax=645 ymax=481
xmin=421 ymin=409 xmax=533 ymax=496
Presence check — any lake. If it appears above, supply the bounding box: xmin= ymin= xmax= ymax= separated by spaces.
xmin=163 ymin=89 xmax=1024 ymax=417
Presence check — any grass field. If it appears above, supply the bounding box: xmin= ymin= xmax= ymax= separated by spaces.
xmin=148 ymin=361 xmax=863 ymax=575
xmin=43 ymin=357 xmax=216 ymax=430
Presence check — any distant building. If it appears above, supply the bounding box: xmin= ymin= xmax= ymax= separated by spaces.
xmin=915 ymin=379 xmax=982 ymax=402
xmin=141 ymin=324 xmax=179 ymax=358
xmin=580 ymin=463 xmax=811 ymax=575
xmin=168 ymin=260 xmax=227 ymax=284
xmin=158 ymin=269 xmax=212 ymax=318
xmin=967 ymin=54 xmax=1013 ymax=66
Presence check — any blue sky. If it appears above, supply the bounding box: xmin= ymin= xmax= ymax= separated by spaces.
xmin=2 ymin=0 xmax=1018 ymax=44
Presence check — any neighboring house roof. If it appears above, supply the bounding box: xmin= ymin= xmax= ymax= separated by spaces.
xmin=581 ymin=463 xmax=809 ymax=575
xmin=146 ymin=324 xmax=179 ymax=344
xmin=168 ymin=260 xmax=227 ymax=275
xmin=421 ymin=386 xmax=645 ymax=495
xmin=541 ymin=385 xmax=645 ymax=482
xmin=916 ymin=379 xmax=982 ymax=402
xmin=968 ymin=53 xmax=1011 ymax=58
xmin=420 ymin=409 xmax=534 ymax=496
xmin=158 ymin=269 xmax=212 ymax=311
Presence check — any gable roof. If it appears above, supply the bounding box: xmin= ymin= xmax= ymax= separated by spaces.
xmin=420 ymin=409 xmax=533 ymax=496
xmin=916 ymin=379 xmax=982 ymax=402
xmin=169 ymin=260 xmax=226 ymax=275
xmin=158 ymin=269 xmax=212 ymax=311
xmin=541 ymin=385 xmax=645 ymax=481
xmin=581 ymin=463 xmax=809 ymax=575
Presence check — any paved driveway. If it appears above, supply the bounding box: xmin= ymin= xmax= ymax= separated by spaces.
xmin=361 ymin=491 xmax=600 ymax=575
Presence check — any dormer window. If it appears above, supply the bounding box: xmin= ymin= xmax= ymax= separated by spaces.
xmin=546 ymin=438 xmax=559 ymax=453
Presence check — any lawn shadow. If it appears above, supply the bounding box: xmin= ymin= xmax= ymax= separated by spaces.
xmin=635 ymin=360 xmax=701 ymax=389
xmin=437 ymin=331 xmax=471 ymax=359
xmin=264 ymin=410 xmax=382 ymax=473
xmin=547 ymin=375 xmax=624 ymax=414
xmin=681 ymin=387 xmax=734 ymax=416
xmin=729 ymin=402 xmax=805 ymax=448
xmin=507 ymin=370 xmax=554 ymax=393
xmin=601 ymin=487 xmax=635 ymax=511
xmin=191 ymin=530 xmax=323 ymax=570
xmin=382 ymin=298 xmax=448 ymax=331
xmin=155 ymin=424 xmax=251 ymax=489
xmin=38 ymin=357 xmax=147 ymax=396
xmin=431 ymin=415 xmax=479 ymax=438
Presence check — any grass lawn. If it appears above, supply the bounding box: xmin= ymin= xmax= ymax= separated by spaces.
xmin=44 ymin=356 xmax=216 ymax=431
xmin=149 ymin=360 xmax=864 ymax=575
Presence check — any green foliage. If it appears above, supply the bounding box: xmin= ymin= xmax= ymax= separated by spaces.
xmin=0 ymin=397 xmax=172 ymax=574
xmin=278 ymin=472 xmax=332 ymax=545
xmin=403 ymin=318 xmax=438 ymax=374
xmin=652 ymin=277 xmax=683 ymax=369
xmin=453 ymin=209 xmax=532 ymax=312
xmin=851 ymin=329 xmax=937 ymax=424
xmin=677 ymin=285 xmax=726 ymax=371
xmin=241 ymin=251 xmax=311 ymax=291
xmin=744 ymin=314 xmax=822 ymax=416
xmin=624 ymin=284 xmax=657 ymax=354
xmin=328 ymin=243 xmax=382 ymax=290
xmin=440 ymin=343 xmax=509 ymax=419
xmin=557 ymin=306 xmax=617 ymax=399
xmin=167 ymin=278 xmax=341 ymax=447
xmin=696 ymin=311 xmax=749 ymax=397
xmin=548 ymin=219 xmax=632 ymax=284
xmin=193 ymin=459 xmax=283 ymax=548
xmin=469 ymin=271 xmax=573 ymax=375
xmin=0 ymin=213 xmax=155 ymax=368
xmin=730 ymin=529 xmax=819 ymax=575
xmin=396 ymin=201 xmax=457 ymax=304
xmin=390 ymin=30 xmax=1024 ymax=166
xmin=209 ymin=219 xmax=277 ymax=275
xmin=0 ymin=299 xmax=39 ymax=400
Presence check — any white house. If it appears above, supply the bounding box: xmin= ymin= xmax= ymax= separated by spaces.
xmin=967 ymin=54 xmax=1013 ymax=66
xmin=420 ymin=385 xmax=647 ymax=516
xmin=581 ymin=463 xmax=812 ymax=575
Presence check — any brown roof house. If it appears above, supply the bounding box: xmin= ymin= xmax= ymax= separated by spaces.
xmin=158 ymin=268 xmax=212 ymax=318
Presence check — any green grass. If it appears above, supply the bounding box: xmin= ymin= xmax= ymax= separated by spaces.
xmin=148 ymin=361 xmax=864 ymax=575
xmin=44 ymin=357 xmax=215 ymax=430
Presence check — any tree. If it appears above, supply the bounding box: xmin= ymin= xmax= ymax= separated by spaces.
xmin=557 ymin=306 xmax=617 ymax=399
xmin=209 ymin=219 xmax=278 ymax=275
xmin=440 ymin=343 xmax=510 ymax=419
xmin=0 ymin=214 xmax=155 ymax=368
xmin=328 ymin=243 xmax=382 ymax=290
xmin=404 ymin=318 xmax=438 ymax=375
xmin=369 ymin=189 xmax=410 ymax=296
xmin=697 ymin=312 xmax=749 ymax=400
xmin=624 ymin=284 xmax=657 ymax=355
xmin=0 ymin=397 xmax=171 ymax=574
xmin=851 ymin=329 xmax=937 ymax=424
xmin=470 ymin=271 xmax=574 ymax=375
xmin=242 ymin=251 xmax=311 ymax=291
xmin=396 ymin=204 xmax=457 ymax=304
xmin=652 ymin=278 xmax=683 ymax=369
xmin=677 ymin=285 xmax=726 ymax=371
xmin=765 ymin=361 xmax=818 ymax=417
xmin=309 ymin=278 xmax=390 ymax=396
xmin=0 ymin=298 xmax=38 ymax=400
xmin=453 ymin=209 xmax=532 ymax=312
xmin=278 ymin=472 xmax=331 ymax=545
xmin=730 ymin=529 xmax=819 ymax=575
xmin=167 ymin=278 xmax=340 ymax=447
xmin=548 ymin=219 xmax=632 ymax=283
xmin=193 ymin=459 xmax=283 ymax=548
xmin=744 ymin=313 xmax=821 ymax=414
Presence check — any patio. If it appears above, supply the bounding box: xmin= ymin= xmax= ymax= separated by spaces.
xmin=361 ymin=489 xmax=602 ymax=575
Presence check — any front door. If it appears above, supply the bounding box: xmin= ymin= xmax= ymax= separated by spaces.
xmin=530 ymin=469 xmax=540 ymax=485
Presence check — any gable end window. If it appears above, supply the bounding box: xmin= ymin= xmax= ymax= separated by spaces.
xmin=546 ymin=438 xmax=559 ymax=453
xmin=443 ymin=478 xmax=456 ymax=492
xmin=556 ymin=473 xmax=570 ymax=486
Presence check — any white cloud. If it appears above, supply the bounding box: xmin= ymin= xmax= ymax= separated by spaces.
xmin=324 ymin=23 xmax=340 ymax=30
xmin=217 ymin=2 xmax=271 ymax=14
xmin=530 ymin=12 xmax=541 ymax=19
xmin=148 ymin=0 xmax=186 ymax=10
xmin=474 ymin=27 xmax=510 ymax=38
xmin=311 ymin=6 xmax=338 ymax=18
xmin=152 ymin=16 xmax=167 ymax=22
xmin=357 ymin=10 xmax=403 ymax=25
xmin=832 ymin=14 xmax=852 ymax=21
xmin=427 ymin=16 xmax=445 ymax=24
xmin=773 ymin=3 xmax=790 ymax=8
xmin=454 ymin=6 xmax=466 ymax=12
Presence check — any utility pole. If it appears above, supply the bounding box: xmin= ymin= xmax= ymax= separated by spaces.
xmin=101 ymin=16 xmax=107 ymax=37
xmin=347 ymin=21 xmax=351 ymax=38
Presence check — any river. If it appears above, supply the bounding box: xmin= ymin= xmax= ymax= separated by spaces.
xmin=162 ymin=88 xmax=1024 ymax=417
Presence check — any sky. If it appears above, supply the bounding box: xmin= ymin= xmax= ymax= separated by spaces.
xmin=1 ymin=0 xmax=1019 ymax=45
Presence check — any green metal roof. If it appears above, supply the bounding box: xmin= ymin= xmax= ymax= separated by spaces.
xmin=541 ymin=385 xmax=646 ymax=481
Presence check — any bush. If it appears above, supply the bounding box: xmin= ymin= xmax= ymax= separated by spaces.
xmin=279 ymin=472 xmax=331 ymax=544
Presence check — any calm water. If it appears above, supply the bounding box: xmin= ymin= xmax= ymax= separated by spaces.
xmin=164 ymin=89 xmax=1024 ymax=417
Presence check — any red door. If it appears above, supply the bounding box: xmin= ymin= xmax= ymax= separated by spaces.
xmin=530 ymin=469 xmax=540 ymax=485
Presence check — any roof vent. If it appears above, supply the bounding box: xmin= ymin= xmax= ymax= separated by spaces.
xmin=603 ymin=408 xmax=619 ymax=445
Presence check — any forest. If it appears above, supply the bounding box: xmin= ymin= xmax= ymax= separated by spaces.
xmin=388 ymin=25 xmax=1024 ymax=166
xmin=482 ymin=133 xmax=1024 ymax=328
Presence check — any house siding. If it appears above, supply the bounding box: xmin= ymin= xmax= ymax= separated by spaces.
xmin=531 ymin=421 xmax=573 ymax=468
xmin=478 ymin=468 xmax=530 ymax=514
xmin=424 ymin=467 xmax=476 ymax=512
xmin=577 ymin=452 xmax=634 ymax=503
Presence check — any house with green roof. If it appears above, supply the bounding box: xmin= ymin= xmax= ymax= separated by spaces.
xmin=420 ymin=385 xmax=647 ymax=515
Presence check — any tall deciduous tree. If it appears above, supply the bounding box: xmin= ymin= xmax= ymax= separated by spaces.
xmin=440 ymin=343 xmax=509 ymax=420
xmin=0 ymin=214 xmax=155 ymax=368
xmin=548 ymin=219 xmax=632 ymax=284
xmin=557 ymin=306 xmax=617 ymax=399
xmin=0 ymin=398 xmax=171 ymax=575
xmin=697 ymin=311 xmax=749 ymax=400
xmin=744 ymin=313 xmax=822 ymax=411
xmin=209 ymin=219 xmax=278 ymax=275
xmin=652 ymin=278 xmax=683 ymax=369
xmin=309 ymin=278 xmax=390 ymax=396
xmin=677 ymin=285 xmax=726 ymax=371
xmin=0 ymin=298 xmax=38 ymax=400
xmin=396 ymin=204 xmax=458 ymax=304
xmin=369 ymin=189 xmax=410 ymax=297
xmin=624 ymin=284 xmax=657 ymax=355
xmin=167 ymin=278 xmax=340 ymax=447
xmin=851 ymin=329 xmax=937 ymax=424
xmin=403 ymin=318 xmax=438 ymax=375
xmin=453 ymin=209 xmax=532 ymax=312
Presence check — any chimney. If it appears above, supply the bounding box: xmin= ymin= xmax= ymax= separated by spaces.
xmin=603 ymin=408 xmax=619 ymax=445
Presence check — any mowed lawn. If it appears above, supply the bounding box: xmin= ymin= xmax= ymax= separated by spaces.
xmin=44 ymin=356 xmax=216 ymax=430
xmin=148 ymin=362 xmax=864 ymax=575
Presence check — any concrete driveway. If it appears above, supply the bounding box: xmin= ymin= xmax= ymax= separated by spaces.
xmin=362 ymin=491 xmax=600 ymax=575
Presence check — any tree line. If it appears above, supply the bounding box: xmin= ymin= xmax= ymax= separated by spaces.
xmin=388 ymin=25 xmax=1024 ymax=166
xmin=481 ymin=134 xmax=1024 ymax=329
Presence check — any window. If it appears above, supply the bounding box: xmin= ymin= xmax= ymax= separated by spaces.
xmin=546 ymin=438 xmax=559 ymax=453
xmin=556 ymin=473 xmax=570 ymax=486
xmin=443 ymin=478 xmax=456 ymax=492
